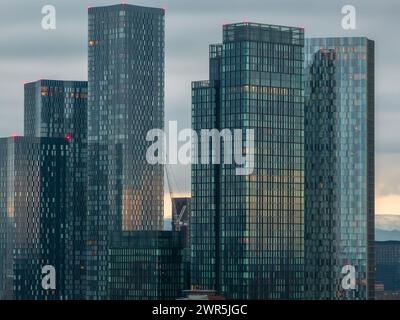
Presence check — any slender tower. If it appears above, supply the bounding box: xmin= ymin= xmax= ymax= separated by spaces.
xmin=86 ymin=4 xmax=165 ymax=299
xmin=304 ymin=37 xmax=375 ymax=300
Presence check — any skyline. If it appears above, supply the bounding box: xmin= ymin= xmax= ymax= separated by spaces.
xmin=0 ymin=0 xmax=392 ymax=302
xmin=1 ymin=0 xmax=399 ymax=217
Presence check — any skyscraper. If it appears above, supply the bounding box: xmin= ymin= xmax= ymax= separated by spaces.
xmin=304 ymin=37 xmax=375 ymax=300
xmin=87 ymin=4 xmax=165 ymax=299
xmin=191 ymin=23 xmax=305 ymax=299
xmin=0 ymin=136 xmax=68 ymax=300
xmin=24 ymin=79 xmax=88 ymax=299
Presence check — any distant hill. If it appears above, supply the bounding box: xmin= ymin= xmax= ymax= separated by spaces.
xmin=376 ymin=214 xmax=400 ymax=231
xmin=375 ymin=215 xmax=400 ymax=240
xmin=376 ymin=228 xmax=400 ymax=241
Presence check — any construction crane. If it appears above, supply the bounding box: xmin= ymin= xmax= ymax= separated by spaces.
xmin=165 ymin=164 xmax=189 ymax=232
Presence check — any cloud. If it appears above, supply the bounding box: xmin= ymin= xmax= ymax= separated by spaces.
xmin=377 ymin=154 xmax=400 ymax=197
xmin=376 ymin=214 xmax=400 ymax=231
xmin=376 ymin=196 xmax=400 ymax=216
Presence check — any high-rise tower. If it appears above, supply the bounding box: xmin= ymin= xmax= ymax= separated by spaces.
xmin=86 ymin=4 xmax=165 ymax=299
xmin=304 ymin=37 xmax=375 ymax=300
xmin=191 ymin=23 xmax=305 ymax=299
xmin=0 ymin=136 xmax=68 ymax=300
xmin=24 ymin=79 xmax=88 ymax=299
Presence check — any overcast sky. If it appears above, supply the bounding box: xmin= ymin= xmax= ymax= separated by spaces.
xmin=1 ymin=0 xmax=399 ymax=216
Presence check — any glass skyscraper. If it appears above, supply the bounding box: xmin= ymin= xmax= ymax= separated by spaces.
xmin=0 ymin=136 xmax=68 ymax=300
xmin=87 ymin=4 xmax=165 ymax=299
xmin=24 ymin=79 xmax=88 ymax=299
xmin=191 ymin=23 xmax=305 ymax=299
xmin=304 ymin=37 xmax=375 ymax=300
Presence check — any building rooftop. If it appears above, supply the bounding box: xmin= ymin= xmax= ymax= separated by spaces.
xmin=88 ymin=3 xmax=164 ymax=14
xmin=223 ymin=22 xmax=304 ymax=45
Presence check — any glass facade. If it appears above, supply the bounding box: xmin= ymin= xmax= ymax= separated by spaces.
xmin=87 ymin=4 xmax=165 ymax=299
xmin=375 ymin=241 xmax=400 ymax=294
xmin=0 ymin=137 xmax=68 ymax=300
xmin=24 ymin=80 xmax=88 ymax=299
xmin=0 ymin=140 xmax=13 ymax=300
xmin=108 ymin=231 xmax=185 ymax=300
xmin=304 ymin=37 xmax=375 ymax=300
xmin=192 ymin=23 xmax=305 ymax=299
